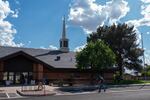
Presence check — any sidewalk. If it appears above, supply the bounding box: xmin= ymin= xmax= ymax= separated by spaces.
xmin=17 ymin=85 xmax=57 ymax=96
xmin=17 ymin=90 xmax=56 ymax=96
xmin=0 ymin=85 xmax=57 ymax=97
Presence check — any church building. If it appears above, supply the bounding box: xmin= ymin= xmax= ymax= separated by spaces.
xmin=0 ymin=17 xmax=116 ymax=85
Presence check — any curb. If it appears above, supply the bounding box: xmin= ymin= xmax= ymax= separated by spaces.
xmin=16 ymin=90 xmax=56 ymax=96
xmin=108 ymin=84 xmax=150 ymax=88
xmin=58 ymin=84 xmax=150 ymax=89
xmin=56 ymin=84 xmax=150 ymax=93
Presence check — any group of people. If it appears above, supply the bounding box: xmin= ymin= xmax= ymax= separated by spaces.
xmin=20 ymin=74 xmax=33 ymax=85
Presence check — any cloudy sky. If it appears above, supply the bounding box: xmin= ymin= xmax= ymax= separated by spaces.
xmin=0 ymin=0 xmax=150 ymax=64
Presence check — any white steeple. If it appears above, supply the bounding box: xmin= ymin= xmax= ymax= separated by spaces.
xmin=59 ymin=16 xmax=69 ymax=52
xmin=62 ymin=16 xmax=66 ymax=39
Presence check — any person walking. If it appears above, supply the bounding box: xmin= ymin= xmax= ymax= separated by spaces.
xmin=97 ymin=75 xmax=106 ymax=93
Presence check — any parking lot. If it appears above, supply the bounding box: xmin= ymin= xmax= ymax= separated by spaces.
xmin=0 ymin=92 xmax=22 ymax=99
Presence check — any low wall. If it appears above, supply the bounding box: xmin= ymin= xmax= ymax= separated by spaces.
xmin=43 ymin=71 xmax=115 ymax=86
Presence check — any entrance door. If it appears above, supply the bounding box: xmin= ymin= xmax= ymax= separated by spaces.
xmin=15 ymin=72 xmax=21 ymax=84
xmin=3 ymin=72 xmax=33 ymax=85
xmin=15 ymin=72 xmax=33 ymax=84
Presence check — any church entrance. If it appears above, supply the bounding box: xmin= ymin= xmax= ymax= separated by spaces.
xmin=3 ymin=55 xmax=34 ymax=85
xmin=3 ymin=72 xmax=33 ymax=85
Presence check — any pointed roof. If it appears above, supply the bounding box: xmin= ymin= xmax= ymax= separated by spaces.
xmin=59 ymin=16 xmax=69 ymax=52
xmin=62 ymin=16 xmax=66 ymax=39
xmin=0 ymin=46 xmax=76 ymax=69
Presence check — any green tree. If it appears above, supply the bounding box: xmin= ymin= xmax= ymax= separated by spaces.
xmin=76 ymin=40 xmax=116 ymax=71
xmin=87 ymin=23 xmax=143 ymax=78
xmin=142 ymin=65 xmax=150 ymax=76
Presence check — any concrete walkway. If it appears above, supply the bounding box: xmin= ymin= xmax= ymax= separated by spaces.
xmin=0 ymin=85 xmax=57 ymax=98
xmin=17 ymin=85 xmax=57 ymax=96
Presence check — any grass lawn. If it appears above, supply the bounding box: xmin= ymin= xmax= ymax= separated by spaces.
xmin=121 ymin=80 xmax=150 ymax=84
xmin=113 ymin=80 xmax=150 ymax=85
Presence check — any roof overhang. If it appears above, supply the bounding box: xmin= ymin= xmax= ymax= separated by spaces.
xmin=0 ymin=50 xmax=54 ymax=69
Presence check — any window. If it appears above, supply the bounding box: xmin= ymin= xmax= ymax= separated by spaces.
xmin=9 ymin=72 xmax=14 ymax=81
xmin=3 ymin=72 xmax=7 ymax=80
xmin=60 ymin=41 xmax=62 ymax=47
xmin=64 ymin=41 xmax=68 ymax=47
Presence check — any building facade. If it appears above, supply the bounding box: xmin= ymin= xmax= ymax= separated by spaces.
xmin=0 ymin=17 xmax=117 ymax=85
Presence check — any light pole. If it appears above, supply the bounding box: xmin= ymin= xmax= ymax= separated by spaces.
xmin=141 ymin=32 xmax=146 ymax=80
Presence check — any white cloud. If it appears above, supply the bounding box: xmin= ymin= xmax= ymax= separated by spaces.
xmin=74 ymin=44 xmax=86 ymax=52
xmin=134 ymin=27 xmax=142 ymax=45
xmin=106 ymin=0 xmax=130 ymax=24
xmin=141 ymin=0 xmax=150 ymax=3
xmin=40 ymin=46 xmax=46 ymax=49
xmin=48 ymin=45 xmax=58 ymax=50
xmin=28 ymin=41 xmax=31 ymax=44
xmin=0 ymin=0 xmax=22 ymax=47
xmin=139 ymin=1 xmax=150 ymax=26
xmin=12 ymin=9 xmax=19 ymax=18
xmin=68 ymin=0 xmax=106 ymax=33
xmin=14 ymin=0 xmax=20 ymax=5
xmin=40 ymin=45 xmax=58 ymax=50
xmin=127 ymin=0 xmax=150 ymax=28
xmin=126 ymin=20 xmax=141 ymax=27
xmin=146 ymin=32 xmax=150 ymax=34
xmin=24 ymin=41 xmax=31 ymax=47
xmin=68 ymin=0 xmax=130 ymax=33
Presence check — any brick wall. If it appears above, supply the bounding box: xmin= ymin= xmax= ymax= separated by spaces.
xmin=0 ymin=61 xmax=4 ymax=80
xmin=33 ymin=63 xmax=43 ymax=81
xmin=103 ymin=73 xmax=114 ymax=83
xmin=43 ymin=67 xmax=115 ymax=85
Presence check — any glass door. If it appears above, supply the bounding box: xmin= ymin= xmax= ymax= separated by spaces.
xmin=15 ymin=72 xmax=21 ymax=84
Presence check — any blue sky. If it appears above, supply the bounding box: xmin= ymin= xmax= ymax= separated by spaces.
xmin=1 ymin=0 xmax=150 ymax=64
xmin=7 ymin=0 xmax=87 ymax=50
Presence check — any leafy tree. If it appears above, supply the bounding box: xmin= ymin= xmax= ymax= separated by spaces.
xmin=87 ymin=23 xmax=143 ymax=78
xmin=76 ymin=40 xmax=116 ymax=71
xmin=142 ymin=65 xmax=150 ymax=76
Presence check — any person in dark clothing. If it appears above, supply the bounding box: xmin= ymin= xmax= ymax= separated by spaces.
xmin=97 ymin=75 xmax=106 ymax=93
xmin=20 ymin=74 xmax=25 ymax=85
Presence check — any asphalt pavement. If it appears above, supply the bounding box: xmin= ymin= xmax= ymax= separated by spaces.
xmin=12 ymin=87 xmax=150 ymax=100
xmin=0 ymin=85 xmax=150 ymax=100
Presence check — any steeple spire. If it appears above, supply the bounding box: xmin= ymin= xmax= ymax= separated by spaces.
xmin=59 ymin=16 xmax=69 ymax=52
xmin=62 ymin=16 xmax=66 ymax=39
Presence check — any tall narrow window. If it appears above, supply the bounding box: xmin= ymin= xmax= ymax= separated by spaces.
xmin=3 ymin=72 xmax=7 ymax=80
xmin=64 ymin=41 xmax=68 ymax=47
xmin=60 ymin=41 xmax=62 ymax=47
